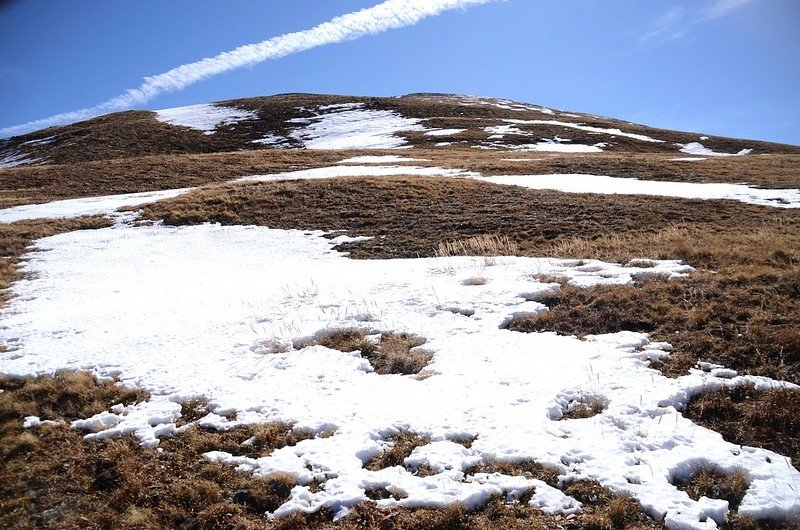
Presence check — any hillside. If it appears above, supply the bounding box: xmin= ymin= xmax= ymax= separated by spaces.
xmin=1 ymin=94 xmax=799 ymax=530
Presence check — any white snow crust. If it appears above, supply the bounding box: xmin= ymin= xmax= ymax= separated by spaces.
xmin=678 ymin=143 xmax=752 ymax=157
xmin=2 ymin=222 xmax=799 ymax=527
xmin=155 ymin=103 xmax=258 ymax=134
xmin=476 ymin=174 xmax=800 ymax=209
xmin=288 ymin=104 xmax=425 ymax=149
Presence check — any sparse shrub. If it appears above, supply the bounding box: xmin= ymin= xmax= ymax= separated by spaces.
xmin=462 ymin=276 xmax=488 ymax=286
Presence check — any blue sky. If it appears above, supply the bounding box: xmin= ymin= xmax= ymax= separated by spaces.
xmin=1 ymin=0 xmax=798 ymax=144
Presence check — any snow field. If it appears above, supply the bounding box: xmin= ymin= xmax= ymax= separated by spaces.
xmin=1 ymin=222 xmax=799 ymax=528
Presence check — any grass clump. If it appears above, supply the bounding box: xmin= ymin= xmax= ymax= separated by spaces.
xmin=561 ymin=395 xmax=607 ymax=420
xmin=435 ymin=234 xmax=519 ymax=258
xmin=365 ymin=430 xmax=431 ymax=471
xmin=673 ymin=467 xmax=749 ymax=510
xmin=304 ymin=328 xmax=432 ymax=376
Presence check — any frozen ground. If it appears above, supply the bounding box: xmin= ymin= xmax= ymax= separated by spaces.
xmin=1 ymin=221 xmax=799 ymax=529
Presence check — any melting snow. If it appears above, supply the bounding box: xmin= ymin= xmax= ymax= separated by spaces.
xmin=288 ymin=104 xmax=426 ymax=149
xmin=671 ymin=158 xmax=708 ymax=162
xmin=505 ymin=119 xmax=664 ymax=143
xmin=251 ymin=134 xmax=289 ymax=146
xmin=155 ymin=103 xmax=258 ymax=134
xmin=476 ymin=174 xmax=800 ymax=208
xmin=425 ymin=129 xmax=467 ymax=136
xmin=678 ymin=143 xmax=752 ymax=157
xmin=504 ymin=142 xmax=604 ymax=154
xmin=0 ymin=149 xmax=40 ymax=168
xmin=1 ymin=223 xmax=798 ymax=528
xmin=0 ymin=188 xmax=192 ymax=223
xmin=338 ymin=155 xmax=425 ymax=164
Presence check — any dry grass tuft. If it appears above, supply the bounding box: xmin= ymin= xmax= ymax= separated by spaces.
xmin=673 ymin=467 xmax=749 ymax=510
xmin=0 ymin=370 xmax=148 ymax=431
xmin=465 ymin=459 xmax=561 ymax=487
xmin=176 ymin=397 xmax=210 ymax=427
xmin=562 ymin=395 xmax=607 ymax=420
xmin=304 ymin=328 xmax=432 ymax=376
xmin=435 ymin=234 xmax=519 ymax=258
xmin=365 ymin=430 xmax=431 ymax=471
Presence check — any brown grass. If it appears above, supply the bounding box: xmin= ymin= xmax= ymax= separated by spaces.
xmin=0 ymin=215 xmax=113 ymax=307
xmin=301 ymin=328 xmax=432 ymax=376
xmin=365 ymin=430 xmax=431 ymax=471
xmin=685 ymin=386 xmax=800 ymax=470
xmin=465 ymin=459 xmax=561 ymax=486
xmin=435 ymin=234 xmax=519 ymax=257
xmin=673 ymin=467 xmax=749 ymax=510
xmin=138 ymin=176 xmax=799 ymax=262
xmin=0 ymin=373 xmax=672 ymax=529
xmin=561 ymin=395 xmax=607 ymax=420
xmin=0 ymin=372 xmax=322 ymax=529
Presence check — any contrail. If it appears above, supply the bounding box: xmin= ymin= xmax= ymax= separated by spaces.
xmin=1 ymin=0 xmax=498 ymax=138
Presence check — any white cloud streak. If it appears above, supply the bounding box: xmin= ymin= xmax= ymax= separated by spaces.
xmin=640 ymin=0 xmax=759 ymax=46
xmin=1 ymin=0 xmax=498 ymax=138
xmin=702 ymin=0 xmax=758 ymax=20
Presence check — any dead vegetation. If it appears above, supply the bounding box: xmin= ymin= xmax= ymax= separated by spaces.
xmin=300 ymin=328 xmax=431 ymax=376
xmin=0 ymin=372 xmax=322 ymax=529
xmin=561 ymin=395 xmax=607 ymax=420
xmin=435 ymin=234 xmax=519 ymax=257
xmin=684 ymin=386 xmax=800 ymax=470
xmin=138 ymin=176 xmax=799 ymax=261
xmin=365 ymin=430 xmax=431 ymax=472
xmin=0 ymin=216 xmax=113 ymax=307
xmin=673 ymin=467 xmax=749 ymax=510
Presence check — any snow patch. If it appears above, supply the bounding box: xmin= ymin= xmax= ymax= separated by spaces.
xmin=678 ymin=142 xmax=752 ymax=157
xmin=425 ymin=128 xmax=466 ymax=136
xmin=505 ymin=119 xmax=664 ymax=143
xmin=338 ymin=155 xmax=425 ymax=164
xmin=476 ymin=174 xmax=800 ymax=209
xmin=155 ymin=103 xmax=258 ymax=134
xmin=288 ymin=104 xmax=425 ymax=149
